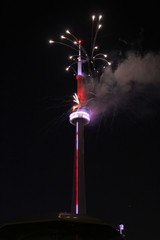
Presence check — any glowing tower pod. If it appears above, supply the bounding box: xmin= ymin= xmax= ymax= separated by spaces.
xmin=69 ymin=108 xmax=90 ymax=126
xmin=69 ymin=40 xmax=90 ymax=215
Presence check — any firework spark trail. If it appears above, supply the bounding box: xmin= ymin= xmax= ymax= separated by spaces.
xmin=37 ymin=94 xmax=74 ymax=135
xmin=49 ymin=40 xmax=78 ymax=52
xmin=91 ymin=15 xmax=95 ymax=47
xmin=91 ymin=15 xmax=103 ymax=57
xmin=73 ymin=93 xmax=80 ymax=105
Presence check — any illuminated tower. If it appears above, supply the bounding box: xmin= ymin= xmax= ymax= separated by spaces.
xmin=69 ymin=40 xmax=90 ymax=215
xmin=49 ymin=15 xmax=111 ymax=215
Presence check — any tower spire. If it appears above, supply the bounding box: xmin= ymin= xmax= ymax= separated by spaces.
xmin=76 ymin=40 xmax=86 ymax=105
xmin=77 ymin=40 xmax=82 ymax=76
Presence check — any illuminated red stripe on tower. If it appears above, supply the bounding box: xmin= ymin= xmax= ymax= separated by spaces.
xmin=76 ymin=75 xmax=86 ymax=104
xmin=76 ymin=122 xmax=79 ymax=214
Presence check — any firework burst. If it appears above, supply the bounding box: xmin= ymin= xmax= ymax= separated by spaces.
xmin=49 ymin=15 xmax=111 ymax=111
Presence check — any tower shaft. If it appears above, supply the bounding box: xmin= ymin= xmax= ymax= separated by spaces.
xmin=72 ymin=119 xmax=86 ymax=215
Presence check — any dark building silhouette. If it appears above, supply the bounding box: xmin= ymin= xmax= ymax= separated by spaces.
xmin=0 ymin=212 xmax=123 ymax=239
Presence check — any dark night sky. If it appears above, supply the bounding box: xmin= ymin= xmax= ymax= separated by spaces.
xmin=1 ymin=1 xmax=160 ymax=239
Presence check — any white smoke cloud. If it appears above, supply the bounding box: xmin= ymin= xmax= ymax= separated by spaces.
xmin=114 ymin=52 xmax=160 ymax=86
xmin=86 ymin=51 xmax=160 ymax=120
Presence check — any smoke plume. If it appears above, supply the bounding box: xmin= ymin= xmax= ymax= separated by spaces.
xmin=86 ymin=51 xmax=160 ymax=121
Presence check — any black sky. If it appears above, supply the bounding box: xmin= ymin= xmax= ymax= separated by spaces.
xmin=1 ymin=1 xmax=160 ymax=240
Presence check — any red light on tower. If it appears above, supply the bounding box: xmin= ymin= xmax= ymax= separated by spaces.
xmin=76 ymin=75 xmax=86 ymax=104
